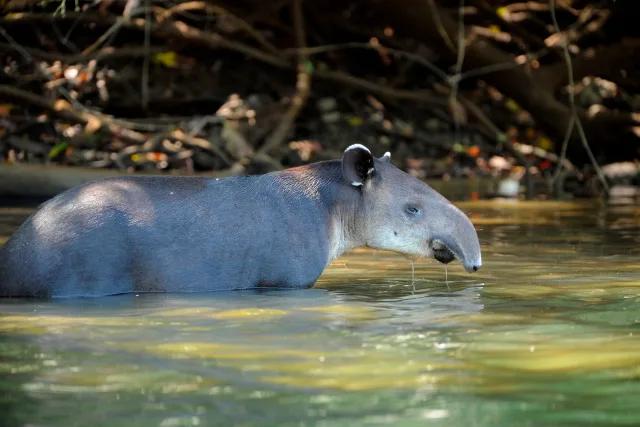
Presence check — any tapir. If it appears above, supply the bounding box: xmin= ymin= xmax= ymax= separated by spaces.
xmin=0 ymin=145 xmax=481 ymax=297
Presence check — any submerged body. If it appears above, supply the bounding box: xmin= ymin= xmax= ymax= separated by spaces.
xmin=0 ymin=146 xmax=481 ymax=297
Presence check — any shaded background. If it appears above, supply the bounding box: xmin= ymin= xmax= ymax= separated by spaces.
xmin=0 ymin=0 xmax=638 ymax=198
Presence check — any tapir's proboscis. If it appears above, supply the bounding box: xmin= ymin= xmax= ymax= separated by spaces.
xmin=0 ymin=145 xmax=481 ymax=297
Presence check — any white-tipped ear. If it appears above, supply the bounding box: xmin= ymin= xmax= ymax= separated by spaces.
xmin=342 ymin=144 xmax=374 ymax=187
xmin=345 ymin=143 xmax=371 ymax=154
xmin=381 ymin=151 xmax=391 ymax=162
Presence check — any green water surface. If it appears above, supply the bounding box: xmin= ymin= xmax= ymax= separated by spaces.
xmin=1 ymin=200 xmax=639 ymax=426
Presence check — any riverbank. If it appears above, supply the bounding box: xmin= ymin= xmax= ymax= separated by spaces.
xmin=0 ymin=163 xmax=499 ymax=201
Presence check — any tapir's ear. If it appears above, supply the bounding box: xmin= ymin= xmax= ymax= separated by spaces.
xmin=380 ymin=151 xmax=391 ymax=163
xmin=342 ymin=144 xmax=375 ymax=187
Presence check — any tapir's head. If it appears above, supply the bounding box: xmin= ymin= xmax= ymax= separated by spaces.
xmin=342 ymin=144 xmax=482 ymax=272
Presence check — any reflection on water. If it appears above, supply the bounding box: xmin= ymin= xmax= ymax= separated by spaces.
xmin=1 ymin=200 xmax=640 ymax=426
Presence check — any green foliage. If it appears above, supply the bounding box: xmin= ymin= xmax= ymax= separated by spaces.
xmin=48 ymin=142 xmax=68 ymax=159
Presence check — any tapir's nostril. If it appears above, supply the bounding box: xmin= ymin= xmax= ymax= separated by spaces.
xmin=464 ymin=262 xmax=481 ymax=273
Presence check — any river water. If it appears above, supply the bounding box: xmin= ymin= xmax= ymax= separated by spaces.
xmin=1 ymin=200 xmax=639 ymax=426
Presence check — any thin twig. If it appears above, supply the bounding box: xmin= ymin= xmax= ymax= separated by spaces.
xmin=162 ymin=19 xmax=289 ymax=68
xmin=550 ymin=0 xmax=609 ymax=194
xmin=460 ymin=96 xmax=533 ymax=172
xmin=459 ymin=97 xmax=502 ymax=139
xmin=0 ymin=24 xmax=32 ymax=62
xmin=141 ymin=0 xmax=151 ymax=110
xmin=288 ymin=42 xmax=449 ymax=82
xmin=426 ymin=0 xmax=456 ymax=52
xmin=293 ymin=42 xmax=550 ymax=85
xmin=259 ymin=0 xmax=311 ymax=155
xmin=81 ymin=17 xmax=127 ymax=56
xmin=454 ymin=0 xmax=466 ymax=79
xmin=449 ymin=0 xmax=466 ymax=142
xmin=169 ymin=129 xmax=232 ymax=165
xmin=52 ymin=18 xmax=80 ymax=52
xmin=158 ymin=1 xmax=281 ymax=57
xmin=458 ymin=47 xmax=548 ymax=81
xmin=314 ymin=68 xmax=446 ymax=106
xmin=55 ymin=87 xmax=165 ymax=133
xmin=552 ymin=113 xmax=575 ymax=182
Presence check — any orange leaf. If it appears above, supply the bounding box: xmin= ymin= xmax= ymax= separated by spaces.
xmin=467 ymin=145 xmax=480 ymax=158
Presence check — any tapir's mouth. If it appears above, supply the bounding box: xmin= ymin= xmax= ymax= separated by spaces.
xmin=433 ymin=245 xmax=455 ymax=264
xmin=431 ymin=239 xmax=456 ymax=265
xmin=430 ymin=238 xmax=481 ymax=273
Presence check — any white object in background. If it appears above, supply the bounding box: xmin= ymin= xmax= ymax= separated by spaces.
xmin=497 ymin=178 xmax=520 ymax=198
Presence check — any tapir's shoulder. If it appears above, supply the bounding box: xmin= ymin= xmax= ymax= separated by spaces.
xmin=58 ymin=175 xmax=260 ymax=201
xmin=77 ymin=175 xmax=212 ymax=192
xmin=59 ymin=162 xmax=342 ymax=201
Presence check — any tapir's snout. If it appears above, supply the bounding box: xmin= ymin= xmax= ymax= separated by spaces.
xmin=429 ymin=203 xmax=482 ymax=273
xmin=464 ymin=260 xmax=482 ymax=273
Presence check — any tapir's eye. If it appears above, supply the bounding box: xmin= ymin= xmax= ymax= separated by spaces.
xmin=405 ymin=205 xmax=421 ymax=216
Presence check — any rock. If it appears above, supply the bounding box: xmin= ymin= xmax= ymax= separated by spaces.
xmin=609 ymin=184 xmax=639 ymax=205
xmin=601 ymin=162 xmax=638 ymax=179
xmin=497 ymin=178 xmax=520 ymax=198
xmin=609 ymin=184 xmax=638 ymax=198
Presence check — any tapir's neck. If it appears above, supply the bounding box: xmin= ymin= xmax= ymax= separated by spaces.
xmin=326 ymin=197 xmax=362 ymax=261
xmin=273 ymin=161 xmax=365 ymax=262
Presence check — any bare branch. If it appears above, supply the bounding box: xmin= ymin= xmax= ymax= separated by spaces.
xmin=158 ymin=1 xmax=281 ymax=56
xmin=313 ymin=69 xmax=446 ymax=106
xmin=259 ymin=0 xmax=311 ymax=155
xmin=141 ymin=0 xmax=151 ymax=110
xmin=0 ymin=84 xmax=147 ymax=143
xmin=287 ymin=42 xmax=449 ymax=82
xmin=449 ymin=0 xmax=467 ymax=137
xmin=426 ymin=0 xmax=456 ymax=52
xmin=550 ymin=0 xmax=609 ymax=193
xmin=0 ymin=24 xmax=31 ymax=62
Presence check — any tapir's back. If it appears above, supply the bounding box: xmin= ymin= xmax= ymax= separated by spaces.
xmin=0 ymin=173 xmax=331 ymax=297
